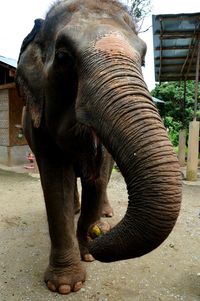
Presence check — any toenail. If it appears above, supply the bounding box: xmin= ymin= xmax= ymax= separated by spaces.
xmin=73 ymin=281 xmax=83 ymax=292
xmin=84 ymin=254 xmax=95 ymax=262
xmin=59 ymin=284 xmax=71 ymax=294
xmin=47 ymin=281 xmax=56 ymax=292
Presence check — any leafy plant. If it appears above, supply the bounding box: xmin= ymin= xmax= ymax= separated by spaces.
xmin=126 ymin=0 xmax=152 ymax=31
xmin=151 ymin=81 xmax=200 ymax=146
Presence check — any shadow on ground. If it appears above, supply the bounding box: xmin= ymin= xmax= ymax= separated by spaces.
xmin=0 ymin=169 xmax=200 ymax=301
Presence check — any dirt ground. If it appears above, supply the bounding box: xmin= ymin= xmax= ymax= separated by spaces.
xmin=0 ymin=167 xmax=200 ymax=301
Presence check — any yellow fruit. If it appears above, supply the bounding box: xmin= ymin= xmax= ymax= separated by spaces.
xmin=90 ymin=225 xmax=102 ymax=238
xmin=88 ymin=221 xmax=111 ymax=239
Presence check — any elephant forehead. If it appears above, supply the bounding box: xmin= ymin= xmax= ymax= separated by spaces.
xmin=94 ymin=32 xmax=139 ymax=60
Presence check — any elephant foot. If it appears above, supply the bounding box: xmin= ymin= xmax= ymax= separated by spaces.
xmin=101 ymin=201 xmax=114 ymax=217
xmin=44 ymin=263 xmax=86 ymax=295
xmin=79 ymin=241 xmax=95 ymax=262
xmin=78 ymin=222 xmax=111 ymax=262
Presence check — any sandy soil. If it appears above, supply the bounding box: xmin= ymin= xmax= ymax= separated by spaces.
xmin=0 ymin=168 xmax=200 ymax=301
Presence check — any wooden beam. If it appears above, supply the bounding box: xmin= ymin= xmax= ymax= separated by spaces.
xmin=155 ymin=56 xmax=198 ymax=61
xmin=155 ymin=45 xmax=191 ymax=51
xmin=154 ymin=30 xmax=199 ymax=36
xmin=0 ymin=83 xmax=16 ymax=90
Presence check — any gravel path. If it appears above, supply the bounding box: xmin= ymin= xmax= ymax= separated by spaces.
xmin=0 ymin=168 xmax=199 ymax=301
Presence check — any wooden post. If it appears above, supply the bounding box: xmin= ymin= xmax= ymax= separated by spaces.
xmin=193 ymin=39 xmax=200 ymax=120
xmin=186 ymin=120 xmax=200 ymax=181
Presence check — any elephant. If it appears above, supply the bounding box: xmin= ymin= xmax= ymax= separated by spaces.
xmin=73 ymin=151 xmax=114 ymax=217
xmin=16 ymin=0 xmax=182 ymax=295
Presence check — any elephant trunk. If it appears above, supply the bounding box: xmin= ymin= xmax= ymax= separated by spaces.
xmin=77 ymin=49 xmax=182 ymax=262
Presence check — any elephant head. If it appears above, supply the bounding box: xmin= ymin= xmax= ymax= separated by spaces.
xmin=16 ymin=0 xmax=182 ymax=262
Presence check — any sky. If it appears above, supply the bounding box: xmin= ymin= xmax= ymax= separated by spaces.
xmin=0 ymin=0 xmax=199 ymax=91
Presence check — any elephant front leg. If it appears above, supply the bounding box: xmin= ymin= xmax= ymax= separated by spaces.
xmin=101 ymin=190 xmax=114 ymax=217
xmin=77 ymin=178 xmax=111 ymax=262
xmin=74 ymin=179 xmax=81 ymax=214
xmin=40 ymin=163 xmax=86 ymax=294
xmin=77 ymin=179 xmax=101 ymax=262
xmin=77 ymin=150 xmax=114 ymax=261
xmin=101 ymin=150 xmax=114 ymax=218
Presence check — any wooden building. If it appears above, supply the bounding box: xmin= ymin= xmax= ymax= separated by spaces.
xmin=0 ymin=55 xmax=29 ymax=166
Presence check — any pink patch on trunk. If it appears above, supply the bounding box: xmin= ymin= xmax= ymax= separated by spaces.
xmin=95 ymin=32 xmax=139 ymax=61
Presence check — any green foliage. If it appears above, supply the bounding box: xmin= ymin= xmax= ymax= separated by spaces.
xmin=164 ymin=116 xmax=180 ymax=146
xmin=129 ymin=0 xmax=151 ymax=18
xmin=151 ymin=81 xmax=200 ymax=146
xmin=127 ymin=0 xmax=152 ymax=27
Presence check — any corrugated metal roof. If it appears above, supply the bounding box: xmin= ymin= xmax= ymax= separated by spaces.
xmin=152 ymin=12 xmax=200 ymax=82
xmin=0 ymin=55 xmax=17 ymax=68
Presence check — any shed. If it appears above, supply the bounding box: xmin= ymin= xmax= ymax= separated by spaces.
xmin=0 ymin=55 xmax=29 ymax=166
xmin=152 ymin=13 xmax=200 ymax=181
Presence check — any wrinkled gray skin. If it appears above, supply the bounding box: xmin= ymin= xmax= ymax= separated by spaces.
xmin=16 ymin=0 xmax=182 ymax=295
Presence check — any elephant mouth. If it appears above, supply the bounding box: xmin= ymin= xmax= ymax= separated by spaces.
xmin=61 ymin=121 xmax=103 ymax=180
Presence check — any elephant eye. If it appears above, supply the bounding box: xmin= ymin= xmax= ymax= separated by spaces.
xmin=55 ymin=49 xmax=75 ymax=68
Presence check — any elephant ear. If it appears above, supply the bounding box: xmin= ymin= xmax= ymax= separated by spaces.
xmin=16 ymin=19 xmax=45 ymax=128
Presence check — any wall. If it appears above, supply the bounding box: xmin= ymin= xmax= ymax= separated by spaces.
xmin=0 ymin=89 xmax=9 ymax=146
xmin=9 ymin=87 xmax=26 ymax=146
xmin=0 ymin=85 xmax=29 ymax=166
xmin=0 ymin=145 xmax=30 ymax=166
